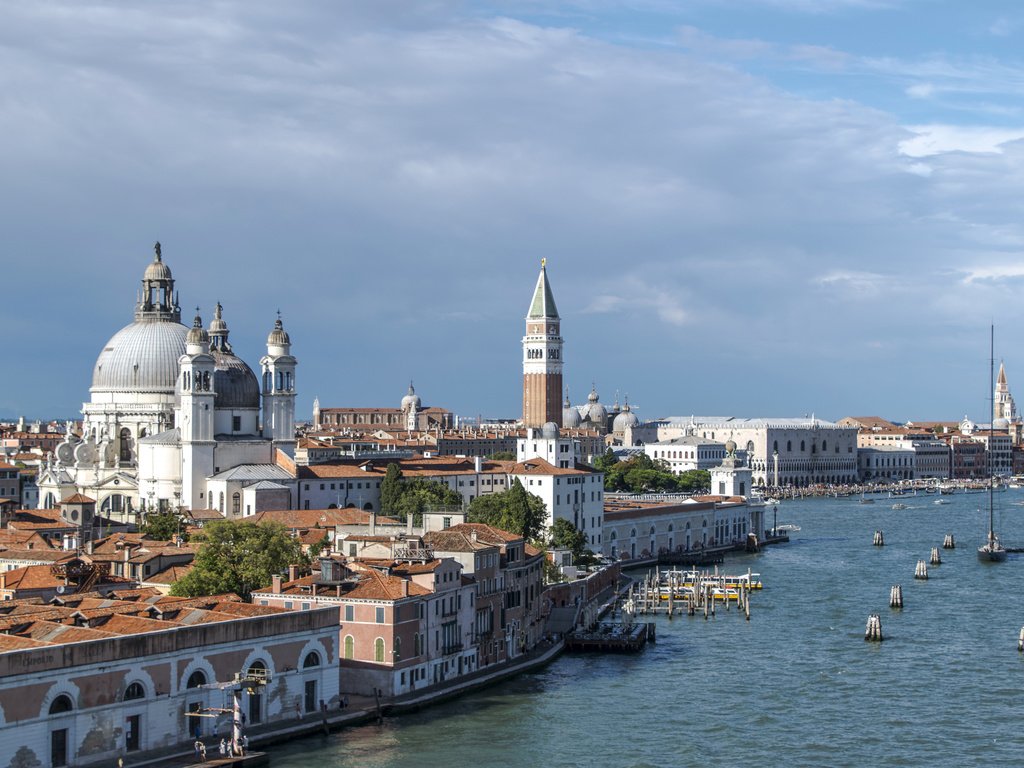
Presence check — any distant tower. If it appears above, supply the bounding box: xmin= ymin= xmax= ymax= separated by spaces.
xmin=261 ymin=314 xmax=297 ymax=443
xmin=313 ymin=396 xmax=321 ymax=429
xmin=401 ymin=382 xmax=421 ymax=432
xmin=179 ymin=311 xmax=215 ymax=511
xmin=522 ymin=260 xmax=563 ymax=428
xmin=994 ymin=361 xmax=1017 ymax=422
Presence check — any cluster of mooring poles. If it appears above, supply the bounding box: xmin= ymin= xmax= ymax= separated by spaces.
xmin=866 ymin=531 xmax=957 ymax=643
xmin=629 ymin=566 xmax=756 ymax=622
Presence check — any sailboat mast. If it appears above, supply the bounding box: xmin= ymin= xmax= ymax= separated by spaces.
xmin=989 ymin=324 xmax=995 ymax=537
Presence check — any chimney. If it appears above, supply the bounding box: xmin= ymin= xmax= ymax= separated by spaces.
xmin=85 ymin=540 xmax=93 ymax=555
xmin=474 ymin=456 xmax=482 ymax=472
xmin=406 ymin=512 xmax=413 ymax=536
xmin=288 ymin=564 xmax=299 ymax=582
xmin=401 ymin=579 xmax=408 ymax=597
xmin=272 ymin=574 xmax=282 ymax=593
xmin=471 ymin=530 xmax=478 ymax=542
xmin=369 ymin=511 xmax=376 ymax=535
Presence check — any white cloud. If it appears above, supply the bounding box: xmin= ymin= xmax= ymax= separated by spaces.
xmin=899 ymin=125 xmax=1024 ymax=157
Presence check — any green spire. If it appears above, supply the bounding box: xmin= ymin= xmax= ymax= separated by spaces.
xmin=527 ymin=259 xmax=559 ymax=319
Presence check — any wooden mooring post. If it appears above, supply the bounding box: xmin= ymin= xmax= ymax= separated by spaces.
xmin=865 ymin=614 xmax=884 ymax=642
xmin=889 ymin=584 xmax=903 ymax=609
xmin=942 ymin=533 xmax=956 ymax=550
xmin=914 ymin=560 xmax=928 ymax=580
xmin=873 ymin=530 xmax=885 ymax=546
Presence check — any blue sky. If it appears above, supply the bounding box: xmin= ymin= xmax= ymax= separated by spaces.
xmin=3 ymin=0 xmax=1024 ymax=424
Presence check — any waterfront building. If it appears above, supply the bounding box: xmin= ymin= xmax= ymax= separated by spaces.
xmin=0 ymin=592 xmax=339 ymax=767
xmin=857 ymin=446 xmax=915 ymax=482
xmin=254 ymin=522 xmax=544 ymax=698
xmin=35 ymin=245 xmax=298 ymax=521
xmin=627 ymin=416 xmax=858 ymax=487
xmin=948 ymin=435 xmax=987 ymax=479
xmin=601 ymin=495 xmax=761 ymax=560
xmin=522 ymin=261 xmax=564 ymax=429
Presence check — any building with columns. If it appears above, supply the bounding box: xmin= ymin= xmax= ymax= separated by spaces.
xmin=522 ymin=260 xmax=563 ymax=428
xmin=36 ymin=245 xmax=298 ymax=519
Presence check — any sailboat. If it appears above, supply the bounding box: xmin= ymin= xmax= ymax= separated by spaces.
xmin=978 ymin=325 xmax=1007 ymax=563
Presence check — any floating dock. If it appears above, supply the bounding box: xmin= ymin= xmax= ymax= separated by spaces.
xmin=566 ymin=621 xmax=654 ymax=652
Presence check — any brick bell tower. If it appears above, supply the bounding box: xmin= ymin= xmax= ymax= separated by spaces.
xmin=522 ymin=259 xmax=563 ymax=428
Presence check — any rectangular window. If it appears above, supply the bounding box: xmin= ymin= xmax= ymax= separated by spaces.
xmin=232 ymin=415 xmax=241 ymax=431
xmin=376 ymin=606 xmax=385 ymax=623
xmin=345 ymin=605 xmax=354 ymax=622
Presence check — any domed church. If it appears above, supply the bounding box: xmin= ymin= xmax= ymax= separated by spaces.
xmin=37 ymin=244 xmax=297 ymax=520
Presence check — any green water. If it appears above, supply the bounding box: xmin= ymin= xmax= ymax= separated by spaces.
xmin=267 ymin=491 xmax=1024 ymax=767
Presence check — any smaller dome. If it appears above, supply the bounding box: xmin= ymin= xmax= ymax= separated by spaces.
xmin=563 ymin=405 xmax=581 ymax=428
xmin=401 ymin=382 xmax=421 ymax=411
xmin=586 ymin=402 xmax=607 ymax=424
xmin=267 ymin=316 xmax=291 ymax=347
xmin=725 ymin=439 xmax=737 ymax=455
xmin=587 ymin=387 xmax=600 ymax=403
xmin=613 ymin=405 xmax=640 ymax=432
xmin=541 ymin=422 xmax=559 ymax=440
xmin=209 ymin=302 xmax=228 ymax=335
xmin=994 ymin=417 xmax=1010 ymax=429
xmin=186 ymin=312 xmax=209 ymax=346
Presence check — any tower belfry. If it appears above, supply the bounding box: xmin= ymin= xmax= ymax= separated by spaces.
xmin=522 ymin=259 xmax=564 ymax=428
xmin=995 ymin=360 xmax=1017 ymax=422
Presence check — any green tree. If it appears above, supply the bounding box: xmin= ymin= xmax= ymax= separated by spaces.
xmin=550 ymin=518 xmax=587 ymax=562
xmin=380 ymin=463 xmax=404 ymax=515
xmin=677 ymin=469 xmax=711 ymax=493
xmin=467 ymin=479 xmax=547 ymax=541
xmin=391 ymin=479 xmax=462 ymax=524
xmin=140 ymin=511 xmax=186 ymax=542
xmin=591 ymin=447 xmax=619 ymax=473
xmin=170 ymin=521 xmax=304 ymax=600
xmin=487 ymin=451 xmax=516 ymax=461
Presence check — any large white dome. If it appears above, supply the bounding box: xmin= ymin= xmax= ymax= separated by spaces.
xmin=91 ymin=319 xmax=189 ymax=393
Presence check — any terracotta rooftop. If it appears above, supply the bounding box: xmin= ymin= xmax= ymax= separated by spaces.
xmin=60 ymin=493 xmax=96 ymax=505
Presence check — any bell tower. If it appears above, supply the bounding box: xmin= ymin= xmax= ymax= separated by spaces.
xmin=261 ymin=313 xmax=297 ymax=444
xmin=522 ymin=259 xmax=563 ymax=428
xmin=179 ymin=311 xmax=215 ymax=511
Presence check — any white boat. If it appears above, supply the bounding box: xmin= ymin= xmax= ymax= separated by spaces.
xmin=891 ymin=503 xmax=908 ymax=510
xmin=934 ymin=498 xmax=949 ymax=505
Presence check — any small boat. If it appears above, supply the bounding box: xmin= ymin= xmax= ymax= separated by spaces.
xmin=776 ymin=523 xmax=800 ymax=533
xmin=891 ymin=503 xmax=908 ymax=510
xmin=934 ymin=498 xmax=950 ymax=505
xmin=860 ymin=496 xmax=875 ymax=505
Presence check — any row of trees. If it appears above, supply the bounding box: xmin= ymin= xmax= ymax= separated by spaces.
xmin=592 ymin=450 xmax=710 ymax=494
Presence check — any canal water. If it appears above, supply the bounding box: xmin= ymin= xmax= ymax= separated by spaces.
xmin=268 ymin=491 xmax=1024 ymax=767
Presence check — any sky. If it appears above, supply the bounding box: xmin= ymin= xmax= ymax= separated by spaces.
xmin=3 ymin=0 xmax=1024 ymax=425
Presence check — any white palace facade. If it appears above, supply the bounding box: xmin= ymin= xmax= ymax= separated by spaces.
xmin=626 ymin=416 xmax=859 ymax=488
xmin=36 ymin=244 xmax=297 ymax=519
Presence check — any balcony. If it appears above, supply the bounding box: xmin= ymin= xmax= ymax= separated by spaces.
xmin=442 ymin=643 xmax=464 ymax=655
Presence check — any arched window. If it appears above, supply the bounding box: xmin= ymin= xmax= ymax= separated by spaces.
xmin=123 ymin=682 xmax=145 ymax=701
xmin=374 ymin=638 xmax=385 ymax=663
xmin=822 ymin=440 xmax=827 ymax=451
xmin=303 ymin=651 xmax=321 ymax=668
xmin=187 ymin=670 xmax=207 ymax=689
xmin=344 ymin=635 xmax=354 ymax=660
xmin=119 ymin=427 xmax=132 ymax=464
xmin=787 ymin=441 xmax=792 ymax=452
xmin=232 ymin=493 xmax=240 ymax=516
xmin=649 ymin=526 xmax=656 ymax=535
xmin=801 ymin=441 xmax=805 ymax=452
xmin=629 ymin=529 xmax=636 ymax=538
xmin=394 ymin=636 xmax=401 ymax=660
xmin=773 ymin=440 xmax=778 ymax=452
xmin=49 ymin=695 xmax=73 ymax=714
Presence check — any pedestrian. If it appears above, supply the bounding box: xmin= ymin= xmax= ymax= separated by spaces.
xmin=219 ymin=738 xmax=227 ymax=757
xmin=295 ymin=701 xmax=302 ymax=720
xmin=194 ymin=740 xmax=202 ymax=761
xmin=343 ymin=694 xmax=349 ymax=709
xmin=241 ymin=734 xmax=249 ymax=754
xmin=199 ymin=741 xmax=207 ymax=762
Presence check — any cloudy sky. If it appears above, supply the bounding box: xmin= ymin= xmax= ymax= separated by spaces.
xmin=3 ymin=0 xmax=1024 ymax=424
